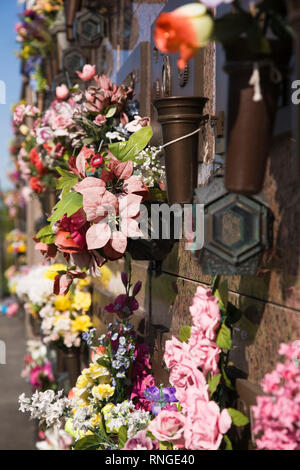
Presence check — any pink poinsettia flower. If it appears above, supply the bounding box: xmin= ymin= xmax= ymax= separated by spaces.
xmin=76 ymin=64 xmax=96 ymax=82
xmin=122 ymin=175 xmax=149 ymax=201
xmin=75 ymin=146 xmax=95 ymax=178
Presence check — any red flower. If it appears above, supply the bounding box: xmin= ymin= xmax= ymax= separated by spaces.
xmin=30 ymin=147 xmax=44 ymax=174
xmin=30 ymin=176 xmax=45 ymax=193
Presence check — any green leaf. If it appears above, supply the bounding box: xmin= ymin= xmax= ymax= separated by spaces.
xmin=107 ymin=141 xmax=127 ymax=160
xmin=216 ymin=322 xmax=232 ymax=350
xmin=211 ymin=275 xmax=220 ymax=295
xmin=159 ymin=442 xmax=169 ymax=450
xmin=36 ymin=224 xmax=55 ymax=244
xmin=118 ymin=426 xmax=128 ymax=449
xmin=226 ymin=302 xmax=242 ymax=325
xmin=74 ymin=435 xmax=101 ymax=450
xmin=215 ymin=280 xmax=228 ymax=313
xmin=227 ymin=408 xmax=250 ymax=427
xmin=223 ymin=434 xmax=233 ymax=450
xmin=208 ymin=373 xmax=221 ymax=397
xmin=221 ymin=365 xmax=235 ymax=391
xmin=149 ymin=188 xmax=167 ymax=202
xmin=56 ymin=168 xmax=78 ymax=197
xmin=108 ymin=126 xmax=153 ymax=162
xmin=82 ymin=137 xmax=95 ymax=146
xmin=97 ymin=357 xmax=111 ymax=369
xmin=48 ymin=191 xmax=83 ymax=226
xmin=105 ymin=104 xmax=117 ymax=118
xmin=179 ymin=325 xmax=191 ymax=344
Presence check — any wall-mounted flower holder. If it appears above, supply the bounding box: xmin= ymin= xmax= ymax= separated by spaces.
xmin=194 ymin=175 xmax=273 ymax=276
xmin=63 ymin=346 xmax=81 ymax=388
xmin=224 ymin=40 xmax=292 ymax=195
xmin=154 ymin=96 xmax=208 ymax=205
xmin=64 ymin=0 xmax=81 ymax=42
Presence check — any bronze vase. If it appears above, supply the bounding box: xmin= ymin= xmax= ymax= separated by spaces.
xmin=64 ymin=347 xmax=81 ymax=388
xmin=154 ymin=96 xmax=208 ymax=205
xmin=224 ymin=41 xmax=291 ymax=195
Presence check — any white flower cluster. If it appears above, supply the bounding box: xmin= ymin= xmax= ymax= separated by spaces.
xmin=72 ymin=406 xmax=93 ymax=435
xmin=104 ymin=400 xmax=150 ymax=438
xmin=16 ymin=265 xmax=53 ymax=306
xmin=36 ymin=427 xmax=72 ymax=451
xmin=19 ymin=389 xmax=71 ymax=428
xmin=133 ymin=146 xmax=165 ymax=188
xmin=26 ymin=340 xmax=47 ymax=363
xmin=39 ymin=305 xmax=81 ymax=349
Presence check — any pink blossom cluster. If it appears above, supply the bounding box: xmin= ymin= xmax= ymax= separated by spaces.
xmin=125 ymin=286 xmax=231 ymax=450
xmin=13 ymin=104 xmax=40 ymax=126
xmin=252 ymin=341 xmax=300 ymax=450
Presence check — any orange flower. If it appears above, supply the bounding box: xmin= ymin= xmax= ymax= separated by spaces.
xmin=154 ymin=3 xmax=213 ymax=69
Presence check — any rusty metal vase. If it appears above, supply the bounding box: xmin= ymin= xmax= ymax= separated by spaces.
xmin=154 ymin=97 xmax=208 ymax=205
xmin=224 ymin=42 xmax=291 ymax=195
xmin=64 ymin=347 xmax=81 ymax=388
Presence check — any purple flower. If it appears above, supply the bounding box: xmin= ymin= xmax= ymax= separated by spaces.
xmin=163 ymin=387 xmax=178 ymax=403
xmin=144 ymin=386 xmax=160 ymax=401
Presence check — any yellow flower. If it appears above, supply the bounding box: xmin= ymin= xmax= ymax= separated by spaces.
xmin=54 ymin=295 xmax=71 ymax=312
xmin=99 ymin=265 xmax=112 ymax=289
xmin=101 ymin=403 xmax=114 ymax=417
xmin=90 ymin=413 xmax=103 ymax=427
xmin=92 ymin=384 xmax=115 ymax=401
xmin=77 ymin=277 xmax=91 ymax=289
xmin=19 ymin=125 xmax=29 ymax=136
xmin=83 ymin=363 xmax=110 ymax=381
xmin=72 ymin=292 xmax=92 ymax=312
xmin=18 ymin=243 xmax=26 ymax=253
xmin=7 ymin=245 xmax=13 ymax=253
xmin=75 ymin=374 xmax=91 ymax=390
xmin=71 ymin=315 xmax=93 ymax=333
xmin=43 ymin=264 xmax=67 ymax=280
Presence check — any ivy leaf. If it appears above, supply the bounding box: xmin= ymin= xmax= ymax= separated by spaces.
xmin=208 ymin=373 xmax=221 ymax=397
xmin=36 ymin=224 xmax=55 ymax=244
xmin=56 ymin=168 xmax=78 ymax=197
xmin=74 ymin=435 xmax=102 ymax=450
xmin=216 ymin=322 xmax=232 ymax=350
xmin=179 ymin=325 xmax=191 ymax=344
xmin=47 ymin=191 xmax=83 ymax=226
xmin=227 ymin=408 xmax=250 ymax=427
xmin=118 ymin=426 xmax=128 ymax=449
xmin=223 ymin=434 xmax=233 ymax=450
xmin=105 ymin=104 xmax=117 ymax=118
xmin=108 ymin=126 xmax=153 ymax=162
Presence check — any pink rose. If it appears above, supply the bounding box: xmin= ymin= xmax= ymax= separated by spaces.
xmin=148 ymin=410 xmax=186 ymax=442
xmin=76 ymin=64 xmax=96 ymax=82
xmin=56 ymin=84 xmax=69 ymax=100
xmin=184 ymin=388 xmax=232 ymax=450
xmin=123 ymin=430 xmax=158 ymax=450
xmin=169 ymin=359 xmax=208 ymax=407
xmin=94 ymin=114 xmax=107 ymax=126
xmin=189 ymin=286 xmax=220 ymax=340
xmin=188 ymin=326 xmax=221 ymax=376
xmin=164 ymin=336 xmax=190 ymax=369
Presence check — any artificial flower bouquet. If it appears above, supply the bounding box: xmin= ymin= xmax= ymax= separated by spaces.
xmin=19 ymin=277 xmax=250 ymax=450
xmin=6 ymin=229 xmax=27 ymax=255
xmin=39 ymin=277 xmax=94 ymax=350
xmin=21 ymin=339 xmax=56 ymax=392
xmin=252 ymin=340 xmax=300 ymax=450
